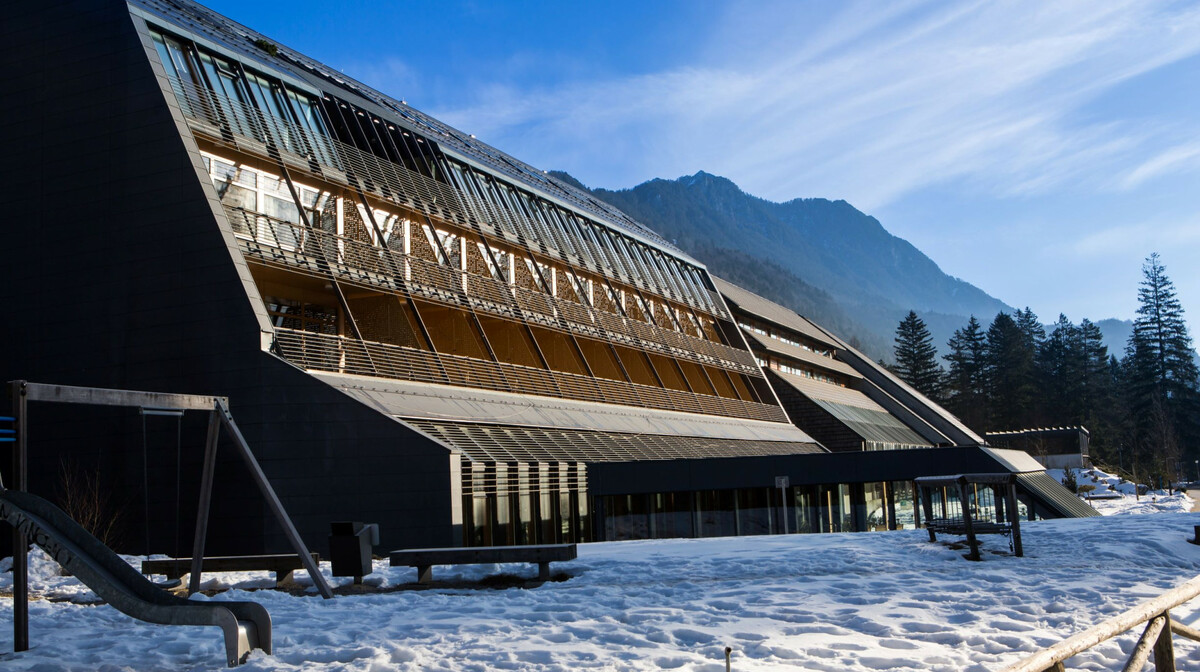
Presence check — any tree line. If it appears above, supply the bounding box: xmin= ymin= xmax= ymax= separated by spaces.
xmin=891 ymin=254 xmax=1200 ymax=482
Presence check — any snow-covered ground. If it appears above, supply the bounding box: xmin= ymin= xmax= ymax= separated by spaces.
xmin=2 ymin=487 xmax=1199 ymax=671
xmin=1046 ymin=466 xmax=1195 ymax=515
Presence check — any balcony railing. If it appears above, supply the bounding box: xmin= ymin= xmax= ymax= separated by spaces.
xmin=229 ymin=206 xmax=761 ymax=376
xmin=272 ymin=328 xmax=788 ymax=424
xmin=164 ymin=75 xmax=729 ymax=321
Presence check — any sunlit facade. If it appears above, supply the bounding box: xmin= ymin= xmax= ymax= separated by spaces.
xmin=0 ymin=0 xmax=1095 ymax=554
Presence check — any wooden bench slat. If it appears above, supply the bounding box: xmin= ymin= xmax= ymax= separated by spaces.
xmin=142 ymin=553 xmax=320 ymax=585
xmin=388 ymin=544 xmax=576 ymax=584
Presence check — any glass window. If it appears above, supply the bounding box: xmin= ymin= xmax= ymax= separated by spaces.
xmin=651 ymin=492 xmax=694 ymax=539
xmin=736 ymin=488 xmax=772 ymax=536
xmin=696 ymin=490 xmax=736 ymax=537
xmin=891 ymin=481 xmax=917 ymax=530
xmin=791 ymin=485 xmax=816 ymax=534
xmin=604 ymin=495 xmax=649 ymax=541
xmin=197 ymin=51 xmax=258 ymax=140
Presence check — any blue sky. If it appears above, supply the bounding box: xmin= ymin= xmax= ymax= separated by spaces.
xmin=204 ymin=0 xmax=1200 ymax=337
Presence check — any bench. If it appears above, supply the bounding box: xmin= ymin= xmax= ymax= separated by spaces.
xmin=926 ymin=517 xmax=1014 ymax=537
xmin=389 ymin=544 xmax=576 ymax=584
xmin=916 ymin=473 xmax=1025 ymax=560
xmin=142 ymin=553 xmax=320 ymax=587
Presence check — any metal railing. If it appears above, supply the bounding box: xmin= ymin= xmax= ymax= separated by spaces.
xmin=1000 ymin=574 xmax=1200 ymax=671
xmin=165 ymin=75 xmax=729 ymax=321
xmin=272 ymin=328 xmax=788 ymax=423
xmin=229 ymin=206 xmax=761 ymax=376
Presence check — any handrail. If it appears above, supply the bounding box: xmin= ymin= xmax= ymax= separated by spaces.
xmin=227 ymin=205 xmax=759 ymax=375
xmin=164 ymin=75 xmax=728 ymax=320
xmin=271 ymin=328 xmax=788 ymax=423
xmin=999 ymin=574 xmax=1200 ymax=671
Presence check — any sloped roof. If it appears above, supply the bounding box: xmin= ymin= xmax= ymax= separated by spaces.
xmin=403 ymin=418 xmax=825 ymax=464
xmin=744 ymin=332 xmax=862 ymax=379
xmin=130 ymin=0 xmax=684 ymax=259
xmin=773 ymin=372 xmax=931 ymax=448
xmin=712 ymin=278 xmax=838 ymax=347
xmin=1017 ymin=472 xmax=1102 ymax=518
xmin=313 ymin=370 xmax=816 ymax=444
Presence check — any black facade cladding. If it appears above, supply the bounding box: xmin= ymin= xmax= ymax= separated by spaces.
xmin=0 ymin=0 xmax=456 ymax=555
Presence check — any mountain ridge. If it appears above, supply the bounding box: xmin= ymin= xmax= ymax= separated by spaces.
xmin=554 ymin=169 xmax=1137 ymax=362
xmin=551 ymin=170 xmax=1009 ymax=360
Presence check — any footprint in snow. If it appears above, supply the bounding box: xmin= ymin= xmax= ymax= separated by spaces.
xmin=671 ymin=628 xmax=715 ymax=646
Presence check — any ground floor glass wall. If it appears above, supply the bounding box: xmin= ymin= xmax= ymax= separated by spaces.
xmin=598 ymin=480 xmax=918 ymax=541
xmin=462 ymin=460 xmax=590 ymax=546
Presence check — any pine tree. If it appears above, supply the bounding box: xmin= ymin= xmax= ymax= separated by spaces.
xmin=1016 ymin=307 xmax=1047 ymax=352
xmin=943 ymin=316 xmax=987 ymax=432
xmin=1078 ymin=319 xmax=1120 ymax=463
xmin=1123 ymin=253 xmax=1200 ymax=477
xmin=894 ymin=311 xmax=942 ymax=400
xmin=985 ymin=312 xmax=1038 ymax=431
xmin=1038 ymin=314 xmax=1083 ymax=425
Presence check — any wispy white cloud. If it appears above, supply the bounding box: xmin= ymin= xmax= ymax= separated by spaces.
xmin=1120 ymin=140 xmax=1200 ymax=189
xmin=1073 ymin=214 xmax=1200 ymax=258
xmin=429 ymin=0 xmax=1200 ymax=209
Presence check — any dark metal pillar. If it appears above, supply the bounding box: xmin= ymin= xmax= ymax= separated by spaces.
xmin=11 ymin=379 xmax=28 ymax=651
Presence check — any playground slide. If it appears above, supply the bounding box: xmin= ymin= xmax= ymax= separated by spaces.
xmin=0 ymin=488 xmax=271 ymax=666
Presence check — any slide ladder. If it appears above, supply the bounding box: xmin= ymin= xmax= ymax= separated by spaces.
xmin=0 ymin=488 xmax=271 ymax=666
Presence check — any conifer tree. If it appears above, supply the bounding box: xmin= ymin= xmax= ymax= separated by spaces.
xmin=1016 ymin=307 xmax=1047 ymax=352
xmin=894 ymin=311 xmax=942 ymax=400
xmin=1123 ymin=253 xmax=1199 ymax=476
xmin=1078 ymin=318 xmax=1119 ymax=458
xmin=943 ymin=316 xmax=987 ymax=431
xmin=1038 ymin=314 xmax=1083 ymax=425
xmin=985 ymin=312 xmax=1037 ymax=431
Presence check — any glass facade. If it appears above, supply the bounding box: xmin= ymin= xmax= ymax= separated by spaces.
xmin=463 ymin=461 xmax=590 ymax=546
xmin=597 ymin=480 xmax=923 ymax=541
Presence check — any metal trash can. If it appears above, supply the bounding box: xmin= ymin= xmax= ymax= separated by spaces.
xmin=328 ymin=521 xmax=379 ymax=582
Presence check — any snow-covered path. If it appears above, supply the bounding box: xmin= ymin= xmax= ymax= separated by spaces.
xmin=2 ymin=509 xmax=1200 ymax=670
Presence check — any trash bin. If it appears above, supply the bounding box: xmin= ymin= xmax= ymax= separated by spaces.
xmin=328 ymin=521 xmax=379 ymax=582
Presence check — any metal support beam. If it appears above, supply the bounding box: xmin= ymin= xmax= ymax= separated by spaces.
xmin=10 ymin=380 xmax=28 ymax=652
xmin=188 ymin=410 xmax=221 ymax=596
xmin=214 ymin=400 xmax=334 ymax=599
xmin=21 ymin=381 xmax=221 ymax=411
xmin=1007 ymin=481 xmax=1024 ymax=557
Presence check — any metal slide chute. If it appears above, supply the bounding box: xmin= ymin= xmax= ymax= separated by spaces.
xmin=0 ymin=487 xmax=271 ymax=667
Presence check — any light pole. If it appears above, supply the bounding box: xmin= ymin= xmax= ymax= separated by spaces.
xmin=1193 ymin=460 xmax=1197 ymax=485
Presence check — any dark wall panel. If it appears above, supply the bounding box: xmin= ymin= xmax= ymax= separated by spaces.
xmin=0 ymin=0 xmax=455 ymax=556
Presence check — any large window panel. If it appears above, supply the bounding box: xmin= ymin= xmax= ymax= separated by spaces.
xmin=576 ymin=338 xmax=626 ymax=381
xmin=647 ymin=353 xmax=689 ymax=392
xmin=528 ymin=326 xmax=587 ymax=375
xmin=614 ymin=346 xmax=659 ymax=387
xmin=347 ymin=294 xmax=428 ymax=350
xmin=677 ymin=360 xmax=715 ymax=396
xmin=413 ymin=301 xmax=490 ymax=360
xmin=477 ymin=315 xmax=543 ymax=368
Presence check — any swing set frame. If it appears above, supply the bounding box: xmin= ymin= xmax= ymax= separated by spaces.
xmin=5 ymin=380 xmax=334 ymax=653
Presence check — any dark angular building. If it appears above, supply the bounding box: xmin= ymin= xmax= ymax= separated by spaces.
xmin=716 ymin=278 xmax=986 ymax=452
xmin=0 ymin=0 xmax=1094 ymax=555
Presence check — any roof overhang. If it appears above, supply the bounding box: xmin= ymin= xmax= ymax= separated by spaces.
xmin=312 ymin=370 xmax=817 ymax=444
